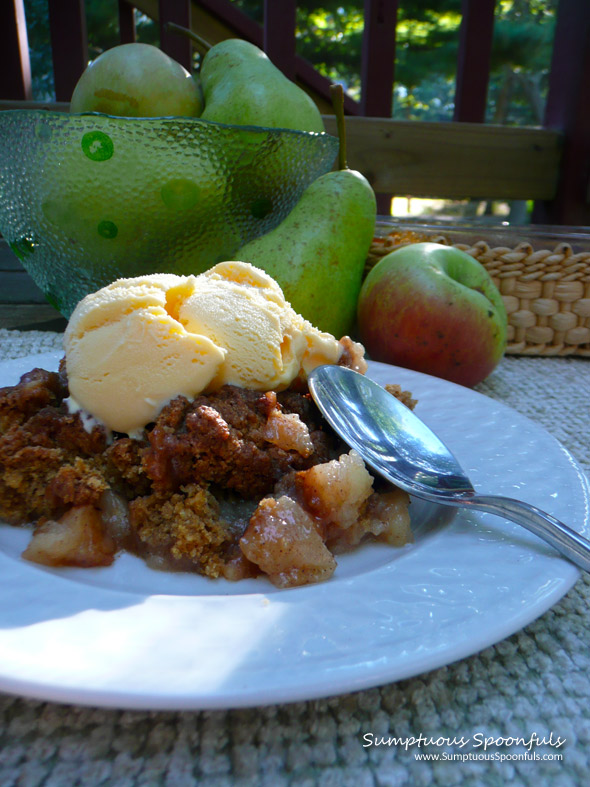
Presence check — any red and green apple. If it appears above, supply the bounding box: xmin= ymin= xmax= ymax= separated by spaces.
xmin=357 ymin=242 xmax=507 ymax=387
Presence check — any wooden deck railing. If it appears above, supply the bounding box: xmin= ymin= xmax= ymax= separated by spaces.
xmin=1 ymin=0 xmax=590 ymax=224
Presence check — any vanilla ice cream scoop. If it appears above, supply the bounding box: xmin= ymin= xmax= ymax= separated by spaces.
xmin=64 ymin=262 xmax=343 ymax=436
xmin=178 ymin=261 xmax=341 ymax=390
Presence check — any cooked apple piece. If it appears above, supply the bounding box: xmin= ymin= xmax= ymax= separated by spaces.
xmin=298 ymin=449 xmax=373 ymax=530
xmin=221 ymin=548 xmax=260 ymax=581
xmin=240 ymin=495 xmax=336 ymax=587
xmin=364 ymin=489 xmax=413 ymax=545
xmin=98 ymin=489 xmax=131 ymax=546
xmin=22 ymin=505 xmax=116 ymax=567
xmin=263 ymin=407 xmax=314 ymax=457
xmin=327 ymin=488 xmax=413 ymax=551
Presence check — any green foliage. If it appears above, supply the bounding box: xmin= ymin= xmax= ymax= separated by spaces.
xmin=487 ymin=2 xmax=557 ymax=124
xmin=297 ymin=5 xmax=365 ymax=98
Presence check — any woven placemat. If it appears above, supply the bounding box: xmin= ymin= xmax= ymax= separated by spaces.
xmin=1 ymin=329 xmax=589 ymax=786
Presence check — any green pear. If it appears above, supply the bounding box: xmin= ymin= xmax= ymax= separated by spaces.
xmin=236 ymin=167 xmax=376 ymax=337
xmin=70 ymin=43 xmax=203 ymax=118
xmin=200 ymin=39 xmax=324 ymax=133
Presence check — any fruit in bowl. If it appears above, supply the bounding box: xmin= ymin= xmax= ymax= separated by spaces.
xmin=200 ymin=38 xmax=325 ymax=133
xmin=357 ymin=242 xmax=507 ymax=387
xmin=0 ymin=36 xmax=342 ymax=317
xmin=69 ymin=42 xmax=203 ymax=118
xmin=0 ymin=111 xmax=338 ymax=317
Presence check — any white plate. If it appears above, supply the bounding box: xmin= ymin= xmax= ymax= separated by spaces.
xmin=0 ymin=352 xmax=588 ymax=710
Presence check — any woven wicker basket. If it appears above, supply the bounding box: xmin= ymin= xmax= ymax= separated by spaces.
xmin=367 ymin=225 xmax=590 ymax=357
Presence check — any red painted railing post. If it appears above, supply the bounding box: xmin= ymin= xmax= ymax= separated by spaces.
xmin=263 ymin=0 xmax=297 ymax=80
xmin=159 ymin=0 xmax=192 ymax=70
xmin=361 ymin=0 xmax=399 ymax=212
xmin=118 ymin=0 xmax=137 ymax=44
xmin=360 ymin=0 xmax=398 ymax=118
xmin=533 ymin=0 xmax=590 ymax=225
xmin=47 ymin=0 xmax=88 ymax=102
xmin=0 ymin=0 xmax=32 ymax=101
xmin=453 ymin=0 xmax=495 ymax=122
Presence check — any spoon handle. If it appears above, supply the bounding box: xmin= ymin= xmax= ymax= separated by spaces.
xmin=467 ymin=495 xmax=590 ymax=572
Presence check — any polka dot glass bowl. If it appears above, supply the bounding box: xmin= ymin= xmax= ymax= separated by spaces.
xmin=0 ymin=110 xmax=339 ymax=316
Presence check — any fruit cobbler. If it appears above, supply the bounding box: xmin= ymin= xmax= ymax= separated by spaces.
xmin=0 ymin=342 xmax=415 ymax=588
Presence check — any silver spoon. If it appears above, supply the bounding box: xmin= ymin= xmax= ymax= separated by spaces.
xmin=308 ymin=364 xmax=590 ymax=572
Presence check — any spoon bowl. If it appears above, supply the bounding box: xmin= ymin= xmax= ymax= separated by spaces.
xmin=308 ymin=365 xmax=590 ymax=572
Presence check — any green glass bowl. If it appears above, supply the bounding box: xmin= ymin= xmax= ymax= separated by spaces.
xmin=0 ymin=110 xmax=339 ymax=316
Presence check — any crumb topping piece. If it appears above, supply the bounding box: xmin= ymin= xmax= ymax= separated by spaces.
xmin=385 ymin=383 xmax=418 ymax=410
xmin=128 ymin=483 xmax=233 ymax=578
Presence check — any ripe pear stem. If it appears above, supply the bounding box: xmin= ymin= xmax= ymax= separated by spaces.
xmin=165 ymin=22 xmax=212 ymax=56
xmin=330 ymin=83 xmax=348 ymax=171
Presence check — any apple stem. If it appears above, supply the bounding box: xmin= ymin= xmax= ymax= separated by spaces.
xmin=329 ymin=83 xmax=348 ymax=171
xmin=165 ymin=22 xmax=212 ymax=56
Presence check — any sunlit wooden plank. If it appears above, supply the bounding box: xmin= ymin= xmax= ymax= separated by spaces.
xmin=323 ymin=116 xmax=562 ymax=200
xmin=0 ymin=98 xmax=562 ymax=203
